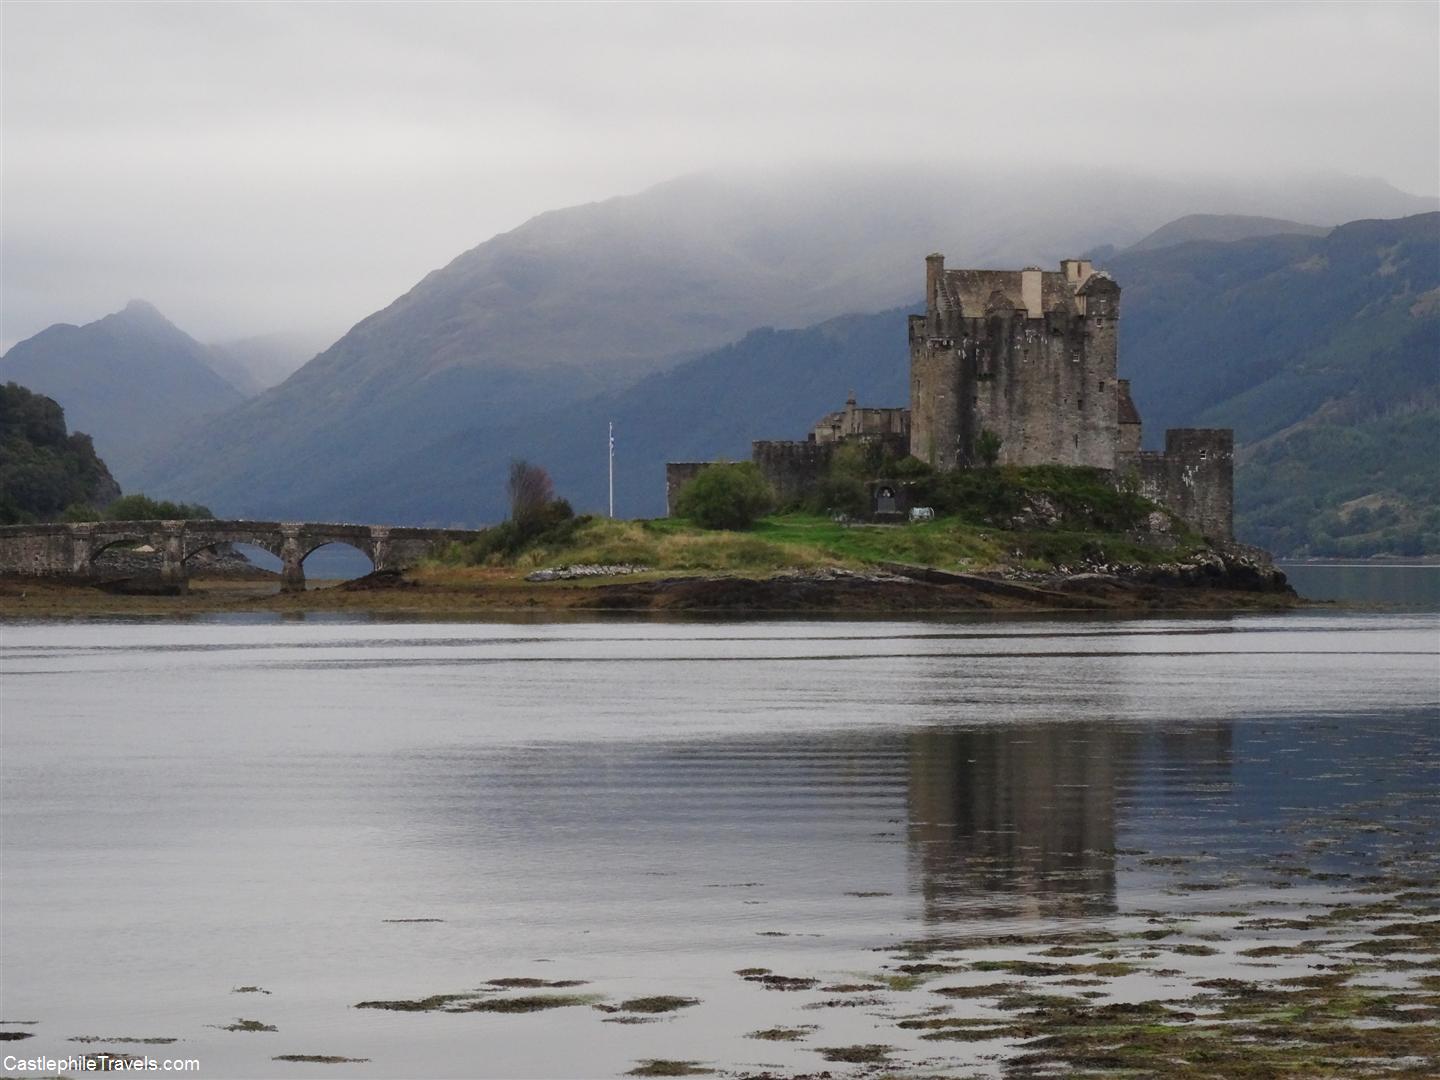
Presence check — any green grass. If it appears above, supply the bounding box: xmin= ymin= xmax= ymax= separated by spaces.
xmin=436 ymin=511 xmax=1204 ymax=577
xmin=435 ymin=465 xmax=1212 ymax=576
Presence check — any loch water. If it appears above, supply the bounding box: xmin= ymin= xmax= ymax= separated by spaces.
xmin=2 ymin=589 xmax=1437 ymax=1077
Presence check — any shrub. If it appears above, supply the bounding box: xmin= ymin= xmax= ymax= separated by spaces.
xmin=890 ymin=456 xmax=933 ymax=480
xmin=465 ymin=499 xmax=580 ymax=562
xmin=675 ymin=462 xmax=774 ymax=530
xmin=975 ymin=429 xmax=1003 ymax=468
xmin=104 ymin=494 xmax=214 ymax=520
xmin=809 ymin=475 xmax=868 ymax=518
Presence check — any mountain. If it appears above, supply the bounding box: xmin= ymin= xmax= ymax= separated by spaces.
xmin=130 ymin=165 xmax=1437 ymax=520
xmin=1 ymin=301 xmax=246 ymax=486
xmin=1105 ymin=213 xmax=1439 ymax=556
xmin=356 ymin=309 xmax=914 ymax=525
xmin=1128 ymin=214 xmax=1329 ymax=252
xmin=376 ymin=213 xmax=1436 ymax=556
xmin=207 ymin=331 xmax=335 ymax=395
xmin=0 ymin=382 xmax=121 ymax=523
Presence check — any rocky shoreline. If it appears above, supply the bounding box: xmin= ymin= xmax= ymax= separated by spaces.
xmin=568 ymin=549 xmax=1295 ymax=613
xmin=0 ymin=547 xmax=1300 ymax=617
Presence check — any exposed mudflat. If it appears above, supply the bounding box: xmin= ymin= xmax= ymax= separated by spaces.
xmin=0 ymin=553 xmax=1298 ymax=618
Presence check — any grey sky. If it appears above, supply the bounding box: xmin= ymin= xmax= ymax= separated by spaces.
xmin=3 ymin=1 xmax=1437 ymax=348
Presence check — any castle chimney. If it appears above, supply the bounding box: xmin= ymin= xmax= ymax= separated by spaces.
xmin=925 ymin=253 xmax=944 ymax=329
xmin=1021 ymin=267 xmax=1043 ymax=319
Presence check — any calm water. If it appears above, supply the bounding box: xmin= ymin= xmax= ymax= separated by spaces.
xmin=2 ymin=609 xmax=1437 ymax=1078
xmin=1278 ymin=560 xmax=1440 ymax=608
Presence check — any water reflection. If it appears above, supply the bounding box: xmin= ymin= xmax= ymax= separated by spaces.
xmin=905 ymin=723 xmax=1234 ymax=922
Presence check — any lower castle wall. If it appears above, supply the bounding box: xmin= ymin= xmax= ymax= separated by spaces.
xmin=1123 ymin=429 xmax=1234 ymax=540
xmin=666 ymin=444 xmax=838 ymax=516
xmin=751 ymin=441 xmax=835 ymax=508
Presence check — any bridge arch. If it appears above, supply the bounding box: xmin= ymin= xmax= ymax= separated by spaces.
xmin=89 ymin=532 xmax=159 ymax=561
xmin=180 ymin=531 xmax=285 ymax=563
xmin=181 ymin=538 xmax=285 ymax=581
xmin=297 ymin=539 xmax=377 ymax=583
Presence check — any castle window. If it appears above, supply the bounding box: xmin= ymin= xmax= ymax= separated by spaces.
xmin=1199 ymin=449 xmax=1209 ymax=460
xmin=1077 ymin=399 xmax=1084 ymax=410
xmin=1074 ymin=434 xmax=1079 ymax=448
xmin=1071 ymin=348 xmax=1081 ymax=363
xmin=1098 ymin=380 xmax=1105 ymax=392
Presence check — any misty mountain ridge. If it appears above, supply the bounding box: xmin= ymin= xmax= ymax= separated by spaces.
xmin=128 ymin=164 xmax=1436 ymax=518
xmin=0 ymin=300 xmax=247 ymax=486
xmin=1127 ymin=213 xmax=1330 ymax=252
xmin=207 ymin=330 xmax=335 ymax=395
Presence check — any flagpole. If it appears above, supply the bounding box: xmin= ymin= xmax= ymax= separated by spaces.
xmin=608 ymin=422 xmax=615 ymax=519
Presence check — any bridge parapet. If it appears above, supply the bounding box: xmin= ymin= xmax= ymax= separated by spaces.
xmin=0 ymin=519 xmax=486 ymax=592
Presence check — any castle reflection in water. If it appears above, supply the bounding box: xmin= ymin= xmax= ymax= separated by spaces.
xmin=904 ymin=722 xmax=1233 ymax=922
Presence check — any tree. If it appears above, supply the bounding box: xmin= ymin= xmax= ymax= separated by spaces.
xmin=975 ymin=429 xmax=1003 ymax=468
xmin=104 ymin=494 xmax=213 ymax=521
xmin=675 ymin=462 xmax=774 ymax=530
xmin=507 ymin=459 xmax=555 ymax=529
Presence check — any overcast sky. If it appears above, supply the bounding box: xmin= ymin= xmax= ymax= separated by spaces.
xmin=3 ymin=1 xmax=1437 ymax=349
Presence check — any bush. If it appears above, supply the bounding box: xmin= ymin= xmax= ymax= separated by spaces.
xmin=104 ymin=494 xmax=213 ymax=521
xmin=465 ymin=499 xmax=580 ymax=562
xmin=975 ymin=429 xmax=1003 ymax=468
xmin=890 ymin=456 xmax=933 ymax=480
xmin=905 ymin=464 xmax=1158 ymax=533
xmin=675 ymin=462 xmax=774 ymax=530
xmin=809 ymin=475 xmax=868 ymax=518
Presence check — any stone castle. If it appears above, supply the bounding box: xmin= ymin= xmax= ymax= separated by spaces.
xmin=668 ymin=254 xmax=1234 ymax=538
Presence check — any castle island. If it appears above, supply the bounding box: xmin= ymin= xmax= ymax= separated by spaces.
xmin=1 ymin=251 xmax=1294 ymax=615
xmin=668 ymin=254 xmax=1234 ymax=540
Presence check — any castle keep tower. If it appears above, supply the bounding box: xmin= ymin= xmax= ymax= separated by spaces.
xmin=909 ymin=255 xmax=1122 ymax=470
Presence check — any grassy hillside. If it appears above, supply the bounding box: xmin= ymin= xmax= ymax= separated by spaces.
xmin=1109 ymin=213 xmax=1439 ymax=555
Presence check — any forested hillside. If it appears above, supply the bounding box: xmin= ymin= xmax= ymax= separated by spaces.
xmin=0 ymin=383 xmax=120 ymax=523
xmin=1109 ymin=213 xmax=1439 ymax=555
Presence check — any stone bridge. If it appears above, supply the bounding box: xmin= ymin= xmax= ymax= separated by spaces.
xmin=0 ymin=520 xmax=486 ymax=592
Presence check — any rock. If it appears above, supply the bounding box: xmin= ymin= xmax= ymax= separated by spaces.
xmin=1006 ymin=493 xmax=1064 ymax=530
xmin=525 ymin=564 xmax=651 ymax=582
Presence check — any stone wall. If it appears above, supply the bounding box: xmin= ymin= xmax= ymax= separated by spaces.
xmin=751 ymin=441 xmax=835 ymax=508
xmin=1126 ymin=429 xmax=1235 ymax=540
